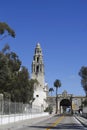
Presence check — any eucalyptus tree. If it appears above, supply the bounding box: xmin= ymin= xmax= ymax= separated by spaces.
xmin=0 ymin=22 xmax=15 ymax=41
xmin=14 ymin=66 xmax=37 ymax=103
xmin=0 ymin=44 xmax=38 ymax=103
xmin=11 ymin=66 xmax=29 ymax=103
xmin=49 ymin=88 xmax=54 ymax=96
xmin=0 ymin=52 xmax=11 ymax=93
xmin=54 ymin=79 xmax=61 ymax=114
xmin=0 ymin=45 xmax=21 ymax=100
xmin=79 ymin=66 xmax=87 ymax=106
xmin=79 ymin=66 xmax=87 ymax=97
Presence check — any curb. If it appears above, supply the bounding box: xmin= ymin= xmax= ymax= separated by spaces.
xmin=75 ymin=115 xmax=87 ymax=127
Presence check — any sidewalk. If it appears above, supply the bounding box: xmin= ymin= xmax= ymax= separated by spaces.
xmin=0 ymin=114 xmax=54 ymax=130
xmin=75 ymin=115 xmax=87 ymax=127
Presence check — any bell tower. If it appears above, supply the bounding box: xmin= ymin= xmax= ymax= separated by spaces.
xmin=31 ymin=43 xmax=48 ymax=110
xmin=32 ymin=43 xmax=44 ymax=87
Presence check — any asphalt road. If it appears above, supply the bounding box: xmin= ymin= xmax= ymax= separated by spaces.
xmin=17 ymin=115 xmax=87 ymax=130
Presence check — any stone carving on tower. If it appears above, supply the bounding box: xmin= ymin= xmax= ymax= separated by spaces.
xmin=32 ymin=43 xmax=48 ymax=110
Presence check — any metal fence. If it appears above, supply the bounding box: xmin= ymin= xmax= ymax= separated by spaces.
xmin=0 ymin=100 xmax=45 ymax=125
xmin=0 ymin=100 xmax=42 ymax=115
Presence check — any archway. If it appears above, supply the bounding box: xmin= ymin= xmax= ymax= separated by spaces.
xmin=60 ymin=99 xmax=71 ymax=114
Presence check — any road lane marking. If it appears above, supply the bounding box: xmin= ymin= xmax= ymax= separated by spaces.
xmin=46 ymin=115 xmax=64 ymax=130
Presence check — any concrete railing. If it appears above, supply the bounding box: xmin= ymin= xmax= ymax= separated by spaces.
xmin=0 ymin=100 xmax=49 ymax=125
xmin=0 ymin=112 xmax=49 ymax=125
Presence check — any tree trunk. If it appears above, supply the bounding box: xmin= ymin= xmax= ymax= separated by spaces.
xmin=56 ymin=87 xmax=58 ymax=114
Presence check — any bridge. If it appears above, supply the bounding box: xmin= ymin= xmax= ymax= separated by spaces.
xmin=47 ymin=90 xmax=86 ymax=114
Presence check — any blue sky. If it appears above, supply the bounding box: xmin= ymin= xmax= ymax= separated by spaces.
xmin=0 ymin=0 xmax=87 ymax=96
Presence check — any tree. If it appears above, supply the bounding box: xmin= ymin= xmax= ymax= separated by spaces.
xmin=82 ymin=99 xmax=87 ymax=106
xmin=2 ymin=44 xmax=10 ymax=53
xmin=0 ymin=45 xmax=21 ymax=100
xmin=12 ymin=66 xmax=30 ymax=103
xmin=44 ymin=105 xmax=53 ymax=114
xmin=7 ymin=51 xmax=21 ymax=73
xmin=0 ymin=52 xmax=11 ymax=93
xmin=0 ymin=22 xmax=15 ymax=41
xmin=0 ymin=44 xmax=39 ymax=103
xmin=79 ymin=66 xmax=87 ymax=97
xmin=54 ymin=79 xmax=61 ymax=114
xmin=49 ymin=88 xmax=54 ymax=96
xmin=0 ymin=44 xmax=36 ymax=103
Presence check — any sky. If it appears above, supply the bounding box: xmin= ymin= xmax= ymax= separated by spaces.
xmin=0 ymin=0 xmax=87 ymax=96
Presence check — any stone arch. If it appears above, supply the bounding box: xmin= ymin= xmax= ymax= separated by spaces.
xmin=60 ymin=99 xmax=71 ymax=106
xmin=60 ymin=99 xmax=71 ymax=114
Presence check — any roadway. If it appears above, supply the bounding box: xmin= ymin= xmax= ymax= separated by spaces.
xmin=17 ymin=115 xmax=87 ymax=130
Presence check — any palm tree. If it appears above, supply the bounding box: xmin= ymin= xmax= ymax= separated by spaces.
xmin=54 ymin=79 xmax=61 ymax=114
xmin=49 ymin=88 xmax=54 ymax=96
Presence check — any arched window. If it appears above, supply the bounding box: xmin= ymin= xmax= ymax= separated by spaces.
xmin=37 ymin=57 xmax=39 ymax=62
xmin=36 ymin=65 xmax=39 ymax=73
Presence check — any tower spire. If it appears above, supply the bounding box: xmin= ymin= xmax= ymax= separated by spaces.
xmin=32 ymin=43 xmax=44 ymax=86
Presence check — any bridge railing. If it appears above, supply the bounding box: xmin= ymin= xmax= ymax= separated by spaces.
xmin=0 ymin=100 xmax=46 ymax=125
xmin=0 ymin=100 xmax=42 ymax=115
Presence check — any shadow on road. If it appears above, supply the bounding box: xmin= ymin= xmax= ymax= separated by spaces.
xmin=54 ymin=113 xmax=73 ymax=117
xmin=28 ymin=123 xmax=83 ymax=129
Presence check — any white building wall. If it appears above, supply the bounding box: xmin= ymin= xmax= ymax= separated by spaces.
xmin=33 ymin=83 xmax=48 ymax=110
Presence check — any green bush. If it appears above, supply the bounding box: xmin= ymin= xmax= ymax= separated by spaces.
xmin=44 ymin=105 xmax=53 ymax=114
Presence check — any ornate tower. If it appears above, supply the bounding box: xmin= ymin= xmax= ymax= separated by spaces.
xmin=32 ymin=43 xmax=48 ymax=110
xmin=32 ymin=43 xmax=44 ymax=87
